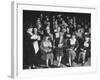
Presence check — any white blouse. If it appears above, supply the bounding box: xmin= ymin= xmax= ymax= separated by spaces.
xmin=70 ymin=39 xmax=76 ymax=45
xmin=84 ymin=42 xmax=89 ymax=47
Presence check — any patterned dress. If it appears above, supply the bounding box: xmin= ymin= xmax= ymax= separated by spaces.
xmin=54 ymin=32 xmax=64 ymax=57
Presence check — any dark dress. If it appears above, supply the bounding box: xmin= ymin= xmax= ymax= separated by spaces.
xmin=23 ymin=30 xmax=34 ymax=66
xmin=54 ymin=32 xmax=63 ymax=57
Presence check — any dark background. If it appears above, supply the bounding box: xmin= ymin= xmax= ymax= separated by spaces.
xmin=23 ymin=10 xmax=91 ymax=68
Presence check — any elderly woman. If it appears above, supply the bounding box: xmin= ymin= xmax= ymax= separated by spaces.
xmin=40 ymin=36 xmax=54 ymax=67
